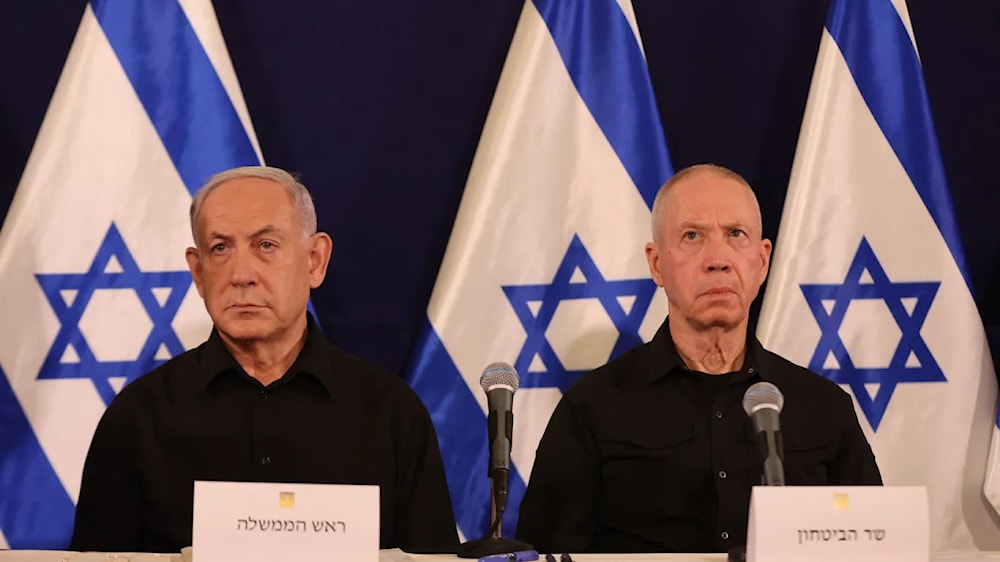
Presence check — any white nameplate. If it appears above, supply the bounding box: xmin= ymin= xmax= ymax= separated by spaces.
xmin=193 ymin=481 xmax=379 ymax=562
xmin=746 ymin=486 xmax=928 ymax=562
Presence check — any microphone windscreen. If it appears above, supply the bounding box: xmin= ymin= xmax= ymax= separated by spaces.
xmin=742 ymin=381 xmax=784 ymax=416
xmin=480 ymin=362 xmax=520 ymax=393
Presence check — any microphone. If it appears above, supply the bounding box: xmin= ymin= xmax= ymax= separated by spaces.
xmin=455 ymin=362 xmax=534 ymax=558
xmin=480 ymin=362 xmax=519 ymax=515
xmin=742 ymin=381 xmax=785 ymax=486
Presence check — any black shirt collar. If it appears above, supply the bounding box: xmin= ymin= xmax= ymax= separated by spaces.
xmin=643 ymin=316 xmax=768 ymax=383
xmin=197 ymin=313 xmax=334 ymax=394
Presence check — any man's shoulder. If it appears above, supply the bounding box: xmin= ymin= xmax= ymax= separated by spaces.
xmin=121 ymin=343 xmax=204 ymax=393
xmin=327 ymin=344 xmax=401 ymax=383
xmin=325 ymin=344 xmax=425 ymax=406
xmin=757 ymin=346 xmax=847 ymax=398
xmin=564 ymin=340 xmax=653 ymax=399
xmin=323 ymin=345 xmax=442 ymax=440
xmin=755 ymin=345 xmax=859 ymax=430
xmin=96 ymin=342 xmax=208 ymax=425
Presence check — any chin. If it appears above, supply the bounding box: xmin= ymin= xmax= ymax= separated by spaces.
xmin=227 ymin=328 xmax=276 ymax=341
xmin=692 ymin=308 xmax=745 ymax=330
xmin=215 ymin=314 xmax=278 ymax=342
xmin=220 ymin=326 xmax=276 ymax=342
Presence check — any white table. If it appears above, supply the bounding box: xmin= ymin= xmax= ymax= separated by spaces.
xmin=3 ymin=550 xmax=1000 ymax=561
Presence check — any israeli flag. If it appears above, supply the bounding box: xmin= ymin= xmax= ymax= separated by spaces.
xmin=0 ymin=0 xmax=261 ymax=548
xmin=406 ymin=0 xmax=673 ymax=540
xmin=757 ymin=0 xmax=1000 ymax=550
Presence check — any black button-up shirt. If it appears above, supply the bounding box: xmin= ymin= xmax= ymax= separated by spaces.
xmin=70 ymin=315 xmax=458 ymax=553
xmin=516 ymin=318 xmax=881 ymax=553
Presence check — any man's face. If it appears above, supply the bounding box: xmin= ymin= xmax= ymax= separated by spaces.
xmin=185 ymin=178 xmax=330 ymax=344
xmin=645 ymin=172 xmax=772 ymax=332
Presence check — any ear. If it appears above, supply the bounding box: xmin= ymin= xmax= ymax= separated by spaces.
xmin=306 ymin=232 xmax=333 ymax=289
xmin=759 ymin=238 xmax=773 ymax=282
xmin=185 ymin=247 xmax=206 ymax=298
xmin=645 ymin=241 xmax=665 ymax=287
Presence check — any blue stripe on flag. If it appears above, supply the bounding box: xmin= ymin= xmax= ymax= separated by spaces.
xmin=0 ymin=366 xmax=76 ymax=548
xmin=534 ymin=0 xmax=673 ymax=208
xmin=826 ymin=0 xmax=970 ymax=287
xmin=406 ymin=322 xmax=528 ymax=540
xmin=91 ymin=0 xmax=260 ymax=196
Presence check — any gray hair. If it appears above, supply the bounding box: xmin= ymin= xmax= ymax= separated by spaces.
xmin=650 ymin=163 xmax=762 ymax=244
xmin=189 ymin=166 xmax=318 ymax=245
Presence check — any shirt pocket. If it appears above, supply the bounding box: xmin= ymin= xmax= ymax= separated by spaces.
xmin=596 ymin=422 xmax=698 ymax=516
xmin=781 ymin=434 xmax=838 ymax=485
xmin=598 ymin=422 xmax=696 ymax=461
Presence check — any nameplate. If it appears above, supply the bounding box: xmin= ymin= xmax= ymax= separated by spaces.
xmin=746 ymin=486 xmax=928 ymax=562
xmin=193 ymin=481 xmax=379 ymax=562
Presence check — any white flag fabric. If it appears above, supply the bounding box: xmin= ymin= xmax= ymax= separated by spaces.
xmin=987 ymin=409 xmax=1000 ymax=517
xmin=406 ymin=0 xmax=673 ymax=540
xmin=0 ymin=0 xmax=262 ymax=548
xmin=757 ymin=0 xmax=1000 ymax=550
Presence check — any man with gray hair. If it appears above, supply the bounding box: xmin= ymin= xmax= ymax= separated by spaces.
xmin=517 ymin=164 xmax=880 ymax=554
xmin=71 ymin=166 xmax=458 ymax=553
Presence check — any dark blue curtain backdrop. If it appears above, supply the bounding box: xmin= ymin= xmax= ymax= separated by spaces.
xmin=1 ymin=1 xmax=998 ymax=376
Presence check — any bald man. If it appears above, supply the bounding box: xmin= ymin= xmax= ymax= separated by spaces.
xmin=517 ymin=164 xmax=880 ymax=554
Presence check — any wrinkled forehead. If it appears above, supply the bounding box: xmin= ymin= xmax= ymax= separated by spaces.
xmin=663 ymin=174 xmax=761 ymax=229
xmin=196 ymin=179 xmax=298 ymax=234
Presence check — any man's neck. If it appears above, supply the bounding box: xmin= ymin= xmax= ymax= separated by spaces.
xmin=669 ymin=317 xmax=748 ymax=375
xmin=221 ymin=317 xmax=309 ymax=386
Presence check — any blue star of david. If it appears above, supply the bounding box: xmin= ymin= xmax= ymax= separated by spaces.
xmin=35 ymin=223 xmax=191 ymax=406
xmin=502 ymin=234 xmax=656 ymax=392
xmin=800 ymin=237 xmax=944 ymax=430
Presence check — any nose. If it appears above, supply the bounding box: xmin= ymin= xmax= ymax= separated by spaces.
xmin=229 ymin=248 xmax=258 ymax=287
xmin=706 ymin=260 xmax=730 ymax=273
xmin=704 ymin=236 xmax=732 ymax=272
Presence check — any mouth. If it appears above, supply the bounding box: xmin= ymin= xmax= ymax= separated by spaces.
xmin=227 ymin=303 xmax=265 ymax=310
xmin=701 ymin=287 xmax=735 ymax=297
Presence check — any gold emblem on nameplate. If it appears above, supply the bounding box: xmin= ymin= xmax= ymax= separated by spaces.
xmin=833 ymin=493 xmax=849 ymax=511
xmin=279 ymin=491 xmax=295 ymax=508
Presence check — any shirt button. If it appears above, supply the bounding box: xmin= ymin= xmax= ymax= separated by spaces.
xmin=259 ymin=390 xmax=268 ymax=398
xmin=721 ymin=531 xmax=730 ymax=540
xmin=718 ymin=470 xmax=727 ymax=479
xmin=748 ymin=367 xmax=756 ymax=375
xmin=715 ymin=410 xmax=723 ymax=419
xmin=260 ymin=456 xmax=271 ymax=465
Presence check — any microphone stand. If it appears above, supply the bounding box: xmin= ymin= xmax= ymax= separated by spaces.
xmin=729 ymin=438 xmax=785 ymax=562
xmin=456 ymin=475 xmax=534 ymax=558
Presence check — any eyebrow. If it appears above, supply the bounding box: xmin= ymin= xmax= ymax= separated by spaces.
xmin=677 ymin=220 xmax=756 ymax=235
xmin=208 ymin=225 xmax=284 ymax=242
